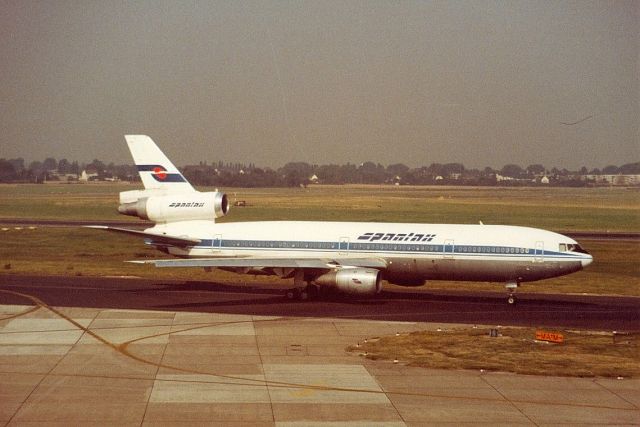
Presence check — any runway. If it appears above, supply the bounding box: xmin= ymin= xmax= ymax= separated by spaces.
xmin=1 ymin=274 xmax=638 ymax=331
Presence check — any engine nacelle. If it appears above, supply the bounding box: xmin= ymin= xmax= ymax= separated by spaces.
xmin=118 ymin=191 xmax=229 ymax=222
xmin=314 ymin=268 xmax=382 ymax=296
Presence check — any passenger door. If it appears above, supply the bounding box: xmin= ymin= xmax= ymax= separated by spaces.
xmin=444 ymin=239 xmax=454 ymax=259
xmin=534 ymin=241 xmax=544 ymax=262
xmin=210 ymin=234 xmax=222 ymax=253
xmin=339 ymin=237 xmax=349 ymax=255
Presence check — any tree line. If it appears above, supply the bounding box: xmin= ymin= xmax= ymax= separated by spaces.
xmin=1 ymin=156 xmax=638 ymax=187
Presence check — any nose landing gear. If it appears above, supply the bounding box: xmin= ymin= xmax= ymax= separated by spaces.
xmin=505 ymin=281 xmax=519 ymax=304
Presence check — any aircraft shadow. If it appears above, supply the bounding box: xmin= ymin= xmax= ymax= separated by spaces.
xmin=128 ymin=280 xmax=600 ymax=309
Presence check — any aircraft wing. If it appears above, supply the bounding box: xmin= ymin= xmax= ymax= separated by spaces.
xmin=129 ymin=257 xmax=388 ymax=269
xmin=85 ymin=225 xmax=201 ymax=247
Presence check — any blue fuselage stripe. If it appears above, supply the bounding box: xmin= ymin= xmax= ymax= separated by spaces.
xmin=188 ymin=239 xmax=585 ymax=261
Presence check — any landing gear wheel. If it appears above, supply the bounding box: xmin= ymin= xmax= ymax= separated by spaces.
xmin=504 ymin=281 xmax=519 ymax=305
xmin=285 ymin=289 xmax=297 ymax=300
xmin=285 ymin=288 xmax=310 ymax=301
xmin=305 ymin=284 xmax=319 ymax=299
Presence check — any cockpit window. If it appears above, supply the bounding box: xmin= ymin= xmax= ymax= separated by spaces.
xmin=564 ymin=243 xmax=590 ymax=254
xmin=559 ymin=243 xmax=567 ymax=252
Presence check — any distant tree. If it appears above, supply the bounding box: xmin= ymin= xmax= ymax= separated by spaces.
xmin=404 ymin=167 xmax=436 ymax=185
xmin=9 ymin=158 xmax=25 ymax=174
xmin=0 ymin=159 xmax=17 ymax=182
xmin=464 ymin=168 xmax=480 ymax=176
xmin=442 ymin=163 xmax=465 ymax=177
xmin=526 ymin=164 xmax=545 ymax=175
xmin=70 ymin=161 xmax=80 ymax=175
xmin=357 ymin=161 xmax=386 ymax=184
xmin=28 ymin=161 xmax=43 ymax=174
xmin=42 ymin=157 xmax=57 ymax=171
xmin=284 ymin=169 xmax=307 ymax=187
xmin=258 ymin=168 xmax=282 ymax=187
xmin=483 ymin=166 xmax=496 ymax=176
xmin=426 ymin=163 xmax=444 ymax=176
xmin=619 ymin=162 xmax=640 ymax=174
xmin=316 ymin=164 xmax=346 ymax=184
xmin=57 ymin=158 xmax=70 ymax=174
xmin=4 ymin=151 xmax=632 ymax=187
xmin=387 ymin=163 xmax=409 ymax=176
xmin=26 ymin=161 xmax=46 ymax=183
xmin=87 ymin=159 xmax=106 ymax=173
xmin=478 ymin=173 xmax=497 ymax=186
xmin=280 ymin=162 xmax=313 ymax=178
xmin=602 ymin=165 xmax=619 ymax=174
xmin=500 ymin=164 xmax=524 ymax=178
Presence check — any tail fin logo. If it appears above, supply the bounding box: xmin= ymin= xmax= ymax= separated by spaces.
xmin=152 ymin=166 xmax=168 ymax=181
xmin=136 ymin=164 xmax=186 ymax=183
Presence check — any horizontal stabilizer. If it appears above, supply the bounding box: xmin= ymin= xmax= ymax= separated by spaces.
xmin=129 ymin=257 xmax=388 ymax=269
xmin=85 ymin=225 xmax=201 ymax=247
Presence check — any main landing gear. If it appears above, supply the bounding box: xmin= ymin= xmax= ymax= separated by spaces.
xmin=285 ymin=284 xmax=319 ymax=301
xmin=285 ymin=270 xmax=319 ymax=301
xmin=505 ymin=281 xmax=519 ymax=305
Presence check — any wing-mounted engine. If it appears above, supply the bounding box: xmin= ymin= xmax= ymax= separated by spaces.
xmin=314 ymin=268 xmax=382 ymax=296
xmin=118 ymin=190 xmax=229 ymax=223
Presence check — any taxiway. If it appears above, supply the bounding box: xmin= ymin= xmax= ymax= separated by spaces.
xmin=1 ymin=274 xmax=638 ymax=331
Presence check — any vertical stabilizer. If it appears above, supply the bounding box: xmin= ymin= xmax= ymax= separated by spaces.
xmin=125 ymin=135 xmax=195 ymax=192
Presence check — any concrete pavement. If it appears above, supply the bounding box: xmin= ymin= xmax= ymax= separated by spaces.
xmin=0 ymin=303 xmax=638 ymax=426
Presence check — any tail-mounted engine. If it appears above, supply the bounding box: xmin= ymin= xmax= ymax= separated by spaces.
xmin=314 ymin=268 xmax=382 ymax=296
xmin=118 ymin=190 xmax=229 ymax=223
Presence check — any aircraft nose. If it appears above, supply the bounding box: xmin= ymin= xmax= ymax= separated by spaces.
xmin=581 ymin=255 xmax=593 ymax=268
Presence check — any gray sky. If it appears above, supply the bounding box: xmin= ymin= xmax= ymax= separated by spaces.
xmin=1 ymin=0 xmax=638 ymax=169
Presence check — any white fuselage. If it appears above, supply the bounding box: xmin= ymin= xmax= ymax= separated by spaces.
xmin=148 ymin=220 xmax=592 ymax=285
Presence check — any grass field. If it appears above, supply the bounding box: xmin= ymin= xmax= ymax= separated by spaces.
xmin=0 ymin=183 xmax=638 ymax=296
xmin=348 ymin=327 xmax=639 ymax=378
xmin=1 ymin=183 xmax=639 ymax=231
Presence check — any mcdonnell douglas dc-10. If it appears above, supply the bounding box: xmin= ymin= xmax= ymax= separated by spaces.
xmin=89 ymin=135 xmax=593 ymax=304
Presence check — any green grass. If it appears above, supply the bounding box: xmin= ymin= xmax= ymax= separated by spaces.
xmin=0 ymin=183 xmax=129 ymax=221
xmin=224 ymin=186 xmax=640 ymax=231
xmin=1 ymin=183 xmax=639 ymax=231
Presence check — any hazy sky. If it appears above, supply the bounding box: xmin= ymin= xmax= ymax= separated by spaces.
xmin=1 ymin=0 xmax=637 ymax=169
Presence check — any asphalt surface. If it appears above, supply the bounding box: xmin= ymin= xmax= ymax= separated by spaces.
xmin=1 ymin=274 xmax=638 ymax=331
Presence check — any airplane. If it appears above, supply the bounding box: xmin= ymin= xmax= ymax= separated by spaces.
xmin=88 ymin=135 xmax=593 ymax=304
